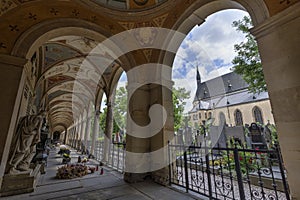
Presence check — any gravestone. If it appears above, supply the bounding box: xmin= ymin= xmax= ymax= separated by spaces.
xmin=249 ymin=123 xmax=267 ymax=149
xmin=224 ymin=126 xmax=246 ymax=147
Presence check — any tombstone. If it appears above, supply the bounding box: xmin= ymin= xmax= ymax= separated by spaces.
xmin=210 ymin=125 xmax=227 ymax=148
xmin=177 ymin=128 xmax=184 ymax=145
xmin=263 ymin=125 xmax=272 ymax=148
xmin=195 ymin=130 xmax=203 ymax=147
xmin=248 ymin=123 xmax=267 ymax=149
xmin=224 ymin=126 xmax=246 ymax=147
xmin=184 ymin=126 xmax=193 ymax=146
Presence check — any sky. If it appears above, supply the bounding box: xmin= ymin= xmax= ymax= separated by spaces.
xmin=113 ymin=9 xmax=249 ymax=113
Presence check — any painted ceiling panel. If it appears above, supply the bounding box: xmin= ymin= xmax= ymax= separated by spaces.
xmin=49 ymin=93 xmax=85 ymax=107
xmin=50 ymin=36 xmax=100 ymax=54
xmin=43 ymin=43 xmax=82 ymax=70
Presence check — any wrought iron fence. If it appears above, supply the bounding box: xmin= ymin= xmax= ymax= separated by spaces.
xmin=168 ymin=142 xmax=290 ymax=200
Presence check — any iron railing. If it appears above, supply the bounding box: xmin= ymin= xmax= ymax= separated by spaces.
xmin=93 ymin=141 xmax=125 ymax=172
xmin=168 ymin=142 xmax=290 ymax=200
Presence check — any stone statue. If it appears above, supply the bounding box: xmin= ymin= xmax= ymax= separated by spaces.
xmin=6 ymin=110 xmax=46 ymax=174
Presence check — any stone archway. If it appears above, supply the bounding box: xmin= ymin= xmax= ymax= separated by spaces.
xmin=160 ymin=0 xmax=300 ymax=198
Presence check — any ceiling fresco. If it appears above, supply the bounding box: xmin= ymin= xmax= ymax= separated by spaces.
xmin=34 ymin=35 xmax=117 ymax=131
xmin=43 ymin=43 xmax=82 ymax=70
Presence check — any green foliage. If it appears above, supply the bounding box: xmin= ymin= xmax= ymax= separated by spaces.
xmin=113 ymin=86 xmax=127 ymax=131
xmin=99 ymin=104 xmax=120 ymax=135
xmin=173 ymin=87 xmax=190 ymax=131
xmin=222 ymin=138 xmax=267 ymax=175
xmin=232 ymin=16 xmax=267 ymax=94
xmin=99 ymin=106 xmax=107 ymax=133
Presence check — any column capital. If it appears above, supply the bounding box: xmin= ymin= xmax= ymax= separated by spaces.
xmin=0 ymin=54 xmax=27 ymax=68
xmin=251 ymin=2 xmax=300 ymax=39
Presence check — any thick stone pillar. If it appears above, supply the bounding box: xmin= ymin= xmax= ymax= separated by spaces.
xmin=124 ymin=66 xmax=174 ymax=184
xmin=252 ymin=3 xmax=300 ymax=199
xmin=102 ymin=102 xmax=113 ymax=164
xmin=150 ymin=83 xmax=174 ymax=185
xmin=0 ymin=54 xmax=27 ymax=189
xmin=91 ymin=110 xmax=100 ymax=155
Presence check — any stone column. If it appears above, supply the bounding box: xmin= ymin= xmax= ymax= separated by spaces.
xmin=91 ymin=110 xmax=100 ymax=155
xmin=74 ymin=126 xmax=79 ymax=149
xmin=63 ymin=128 xmax=67 ymax=144
xmin=102 ymin=101 xmax=113 ymax=164
xmin=0 ymin=54 xmax=27 ymax=188
xmin=76 ymin=120 xmax=82 ymax=150
xmin=72 ymin=127 xmax=76 ymax=147
xmin=84 ymin=114 xmax=91 ymax=152
xmin=124 ymin=65 xmax=174 ymax=184
xmin=252 ymin=4 xmax=300 ymax=199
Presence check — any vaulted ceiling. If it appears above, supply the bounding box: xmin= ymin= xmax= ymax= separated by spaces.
xmin=0 ymin=0 xmax=296 ymax=133
xmin=37 ymin=35 xmax=122 ymax=132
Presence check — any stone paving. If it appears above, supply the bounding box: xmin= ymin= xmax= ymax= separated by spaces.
xmin=1 ymin=147 xmax=200 ymax=200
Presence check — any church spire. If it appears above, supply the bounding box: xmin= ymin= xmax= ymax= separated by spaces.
xmin=196 ymin=64 xmax=201 ymax=83
xmin=194 ymin=64 xmax=202 ymax=104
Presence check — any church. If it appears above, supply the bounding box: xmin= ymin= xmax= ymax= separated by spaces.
xmin=188 ymin=69 xmax=274 ymax=127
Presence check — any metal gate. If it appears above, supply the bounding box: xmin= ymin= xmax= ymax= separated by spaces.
xmin=168 ymin=142 xmax=290 ymax=200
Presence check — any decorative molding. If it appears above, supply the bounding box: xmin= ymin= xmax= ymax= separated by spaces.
xmin=118 ymin=13 xmax=169 ymax=30
xmin=251 ymin=1 xmax=300 ymax=39
xmin=72 ymin=9 xmax=79 ymax=17
xmin=142 ymin=49 xmax=152 ymax=62
xmin=152 ymin=13 xmax=168 ymax=27
xmin=50 ymin=8 xmax=59 ymax=16
xmin=118 ymin=21 xmax=135 ymax=30
xmin=0 ymin=54 xmax=27 ymax=67
xmin=8 ymin=24 xmax=19 ymax=32
xmin=28 ymin=12 xmax=37 ymax=20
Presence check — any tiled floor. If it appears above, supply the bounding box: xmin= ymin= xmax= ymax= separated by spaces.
xmin=2 ymin=147 xmax=200 ymax=200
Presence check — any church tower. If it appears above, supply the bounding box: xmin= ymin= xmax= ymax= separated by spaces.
xmin=195 ymin=65 xmax=201 ymax=104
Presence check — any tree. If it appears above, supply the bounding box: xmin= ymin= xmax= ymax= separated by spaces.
xmin=173 ymin=87 xmax=190 ymax=131
xmin=113 ymin=86 xmax=127 ymax=132
xmin=99 ymin=102 xmax=120 ymax=138
xmin=232 ymin=16 xmax=267 ymax=94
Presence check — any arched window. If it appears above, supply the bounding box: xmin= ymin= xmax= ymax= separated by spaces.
xmin=219 ymin=112 xmax=226 ymax=125
xmin=198 ymin=113 xmax=201 ymax=119
xmin=234 ymin=109 xmax=243 ymax=126
xmin=208 ymin=112 xmax=212 ymax=119
xmin=253 ymin=106 xmax=264 ymax=124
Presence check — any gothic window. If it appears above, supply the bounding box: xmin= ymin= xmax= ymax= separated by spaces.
xmin=219 ymin=112 xmax=226 ymax=125
xmin=208 ymin=112 xmax=212 ymax=119
xmin=234 ymin=109 xmax=243 ymax=126
xmin=193 ymin=114 xmax=198 ymax=120
xmin=253 ymin=106 xmax=264 ymax=124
